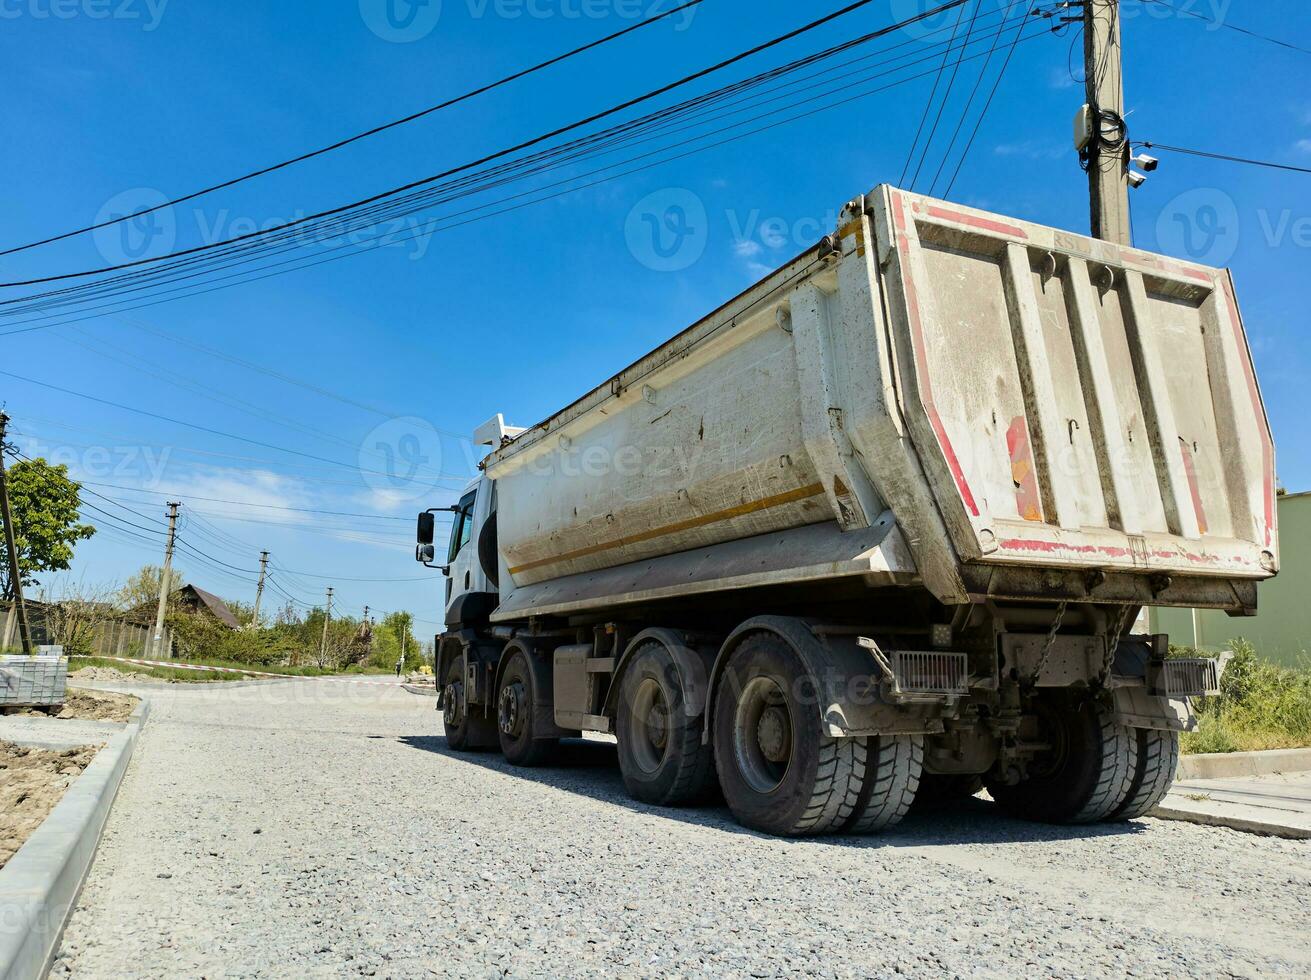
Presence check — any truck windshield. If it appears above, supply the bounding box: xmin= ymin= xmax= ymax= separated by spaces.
xmin=446 ymin=490 xmax=477 ymax=564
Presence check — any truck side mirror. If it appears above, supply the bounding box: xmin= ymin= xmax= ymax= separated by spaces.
xmin=416 ymin=543 xmax=435 ymax=563
xmin=416 ymin=511 xmax=435 ymax=546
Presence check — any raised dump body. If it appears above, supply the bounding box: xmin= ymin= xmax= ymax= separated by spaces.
xmin=486 ymin=186 xmax=1276 ymax=619
xmin=422 ymin=185 xmax=1274 ymax=840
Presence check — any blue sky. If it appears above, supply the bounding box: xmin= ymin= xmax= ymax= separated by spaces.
xmin=1 ymin=0 xmax=1308 ymax=633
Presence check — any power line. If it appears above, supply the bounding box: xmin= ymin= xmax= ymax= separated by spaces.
xmin=0 ymin=10 xmax=1043 ymax=332
xmin=1139 ymin=141 xmax=1311 ymax=176
xmin=77 ymin=479 xmax=417 ymax=520
xmin=0 ymin=0 xmax=709 ymax=258
xmin=1140 ymin=0 xmax=1311 ymax=57
xmin=944 ymin=1 xmax=1038 ymax=196
xmin=0 ymin=0 xmax=966 ymax=289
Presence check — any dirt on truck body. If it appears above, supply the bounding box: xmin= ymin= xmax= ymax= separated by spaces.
xmin=415 ymin=185 xmax=1277 ymax=837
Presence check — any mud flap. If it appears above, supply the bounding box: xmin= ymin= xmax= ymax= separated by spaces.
xmin=1113 ymin=686 xmax=1196 ymax=732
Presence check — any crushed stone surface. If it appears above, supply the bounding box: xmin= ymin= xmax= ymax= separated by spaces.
xmin=52 ymin=679 xmax=1311 ymax=978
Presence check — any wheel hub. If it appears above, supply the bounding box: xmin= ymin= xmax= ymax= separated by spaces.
xmin=756 ymin=705 xmax=791 ymax=763
xmin=498 ymin=680 xmax=526 ymax=737
xmin=443 ymin=681 xmax=464 ymax=728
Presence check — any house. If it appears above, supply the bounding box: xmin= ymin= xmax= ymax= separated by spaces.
xmin=127 ymin=585 xmax=243 ymax=631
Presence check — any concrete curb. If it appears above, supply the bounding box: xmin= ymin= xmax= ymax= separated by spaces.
xmin=0 ymin=697 xmax=150 ymax=980
xmin=401 ymin=683 xmax=437 ymax=698
xmin=1177 ymin=747 xmax=1311 ymax=781
xmin=1152 ymin=801 xmax=1311 ymax=840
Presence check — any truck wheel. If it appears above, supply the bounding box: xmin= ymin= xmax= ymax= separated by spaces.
xmin=496 ymin=650 xmax=557 ymax=766
xmin=615 ymin=642 xmax=716 ymax=806
xmin=712 ymin=633 xmax=863 ymax=837
xmin=841 ymin=734 xmax=923 ymax=833
xmin=986 ymin=697 xmax=1135 ymax=824
xmin=1110 ymin=728 xmax=1179 ymax=820
xmin=442 ymin=659 xmax=497 ymax=751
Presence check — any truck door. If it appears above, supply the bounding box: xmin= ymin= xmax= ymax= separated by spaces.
xmin=443 ymin=477 xmax=497 ymax=626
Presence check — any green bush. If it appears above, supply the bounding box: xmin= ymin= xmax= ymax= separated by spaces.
xmin=1181 ymin=639 xmax=1311 ymax=753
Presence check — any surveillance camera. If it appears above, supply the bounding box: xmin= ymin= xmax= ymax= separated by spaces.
xmin=1133 ymin=153 xmax=1159 ymax=172
xmin=1127 ymin=169 xmax=1147 ymax=189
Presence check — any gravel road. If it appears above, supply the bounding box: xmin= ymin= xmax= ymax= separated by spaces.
xmin=53 ymin=678 xmax=1311 ymax=978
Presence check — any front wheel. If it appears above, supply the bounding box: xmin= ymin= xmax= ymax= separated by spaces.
xmin=442 ymin=657 xmax=497 ymax=751
xmin=712 ymin=633 xmax=863 ymax=836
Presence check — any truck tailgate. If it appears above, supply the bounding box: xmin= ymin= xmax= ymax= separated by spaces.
xmin=872 ymin=188 xmax=1277 ymax=579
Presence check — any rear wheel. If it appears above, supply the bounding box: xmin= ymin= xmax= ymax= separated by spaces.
xmin=615 ymin=642 xmax=716 ymax=806
xmin=713 ymin=633 xmax=863 ymax=837
xmin=841 ymin=734 xmax=922 ymax=834
xmin=496 ymin=650 xmax=557 ymax=766
xmin=442 ymin=657 xmax=497 ymax=751
xmin=1110 ymin=727 xmax=1179 ymax=820
xmin=986 ymin=697 xmax=1135 ymax=824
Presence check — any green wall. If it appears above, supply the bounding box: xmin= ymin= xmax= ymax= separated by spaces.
xmin=1150 ymin=492 xmax=1310 ymax=667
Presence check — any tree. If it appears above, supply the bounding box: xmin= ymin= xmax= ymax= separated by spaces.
xmin=115 ymin=564 xmax=186 ymax=611
xmin=373 ymin=611 xmax=423 ymax=671
xmin=0 ymin=457 xmax=96 ymax=600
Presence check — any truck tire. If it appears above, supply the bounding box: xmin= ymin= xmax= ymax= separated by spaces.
xmin=496 ymin=650 xmax=557 ymax=766
xmin=986 ymin=697 xmax=1135 ymax=824
xmin=841 ymin=734 xmax=923 ymax=833
xmin=712 ymin=632 xmax=863 ymax=837
xmin=442 ymin=658 xmax=497 ymax=751
xmin=1110 ymin=728 xmax=1179 ymax=820
xmin=615 ymin=642 xmax=716 ymax=806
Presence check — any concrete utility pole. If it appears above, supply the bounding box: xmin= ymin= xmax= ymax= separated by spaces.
xmin=0 ymin=413 xmax=34 ymax=656
xmin=150 ymin=502 xmax=180 ymax=659
xmin=251 ymin=550 xmax=269 ymax=627
xmin=319 ymin=587 xmax=333 ymax=664
xmin=1083 ymin=0 xmax=1131 ymax=244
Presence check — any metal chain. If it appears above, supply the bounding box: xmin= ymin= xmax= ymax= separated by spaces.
xmin=1030 ymin=600 xmax=1068 ymax=685
xmin=1100 ymin=605 xmax=1131 ymax=685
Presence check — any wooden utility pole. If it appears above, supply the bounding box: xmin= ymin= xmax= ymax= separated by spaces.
xmin=150 ymin=502 xmax=180 ymax=659
xmin=251 ymin=550 xmax=269 ymax=626
xmin=1084 ymin=0 xmax=1131 ymax=244
xmin=318 ymin=587 xmax=333 ymax=664
xmin=0 ymin=413 xmax=34 ymax=656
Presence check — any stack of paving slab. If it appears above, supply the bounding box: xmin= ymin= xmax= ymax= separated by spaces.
xmin=0 ymin=654 xmax=68 ymax=707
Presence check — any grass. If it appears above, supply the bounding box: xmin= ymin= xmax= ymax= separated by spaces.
xmin=1175 ymin=639 xmax=1311 ymax=754
xmin=67 ymin=654 xmax=394 ymax=683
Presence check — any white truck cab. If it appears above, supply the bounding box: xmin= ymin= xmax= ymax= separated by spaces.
xmin=415 ymin=414 xmax=522 ymax=628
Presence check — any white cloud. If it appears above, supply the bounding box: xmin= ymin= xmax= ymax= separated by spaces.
xmin=733 ymin=239 xmax=763 ymax=258
xmin=1295 ymin=139 xmax=1311 ymax=156
xmin=1048 ymin=67 xmax=1078 ymax=91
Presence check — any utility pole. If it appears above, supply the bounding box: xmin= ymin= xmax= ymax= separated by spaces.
xmin=251 ymin=550 xmax=269 ymax=627
xmin=150 ymin=502 xmax=180 ymax=659
xmin=0 ymin=413 xmax=34 ymax=656
xmin=318 ymin=587 xmax=333 ymax=664
xmin=1083 ymin=0 xmax=1131 ymax=244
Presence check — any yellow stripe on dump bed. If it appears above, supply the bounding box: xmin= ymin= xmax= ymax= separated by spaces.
xmin=507 ymin=482 xmax=827 ymax=575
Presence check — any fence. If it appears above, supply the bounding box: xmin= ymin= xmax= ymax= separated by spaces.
xmin=1 ymin=599 xmax=173 ymax=658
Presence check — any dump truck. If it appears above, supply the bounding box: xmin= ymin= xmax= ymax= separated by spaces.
xmin=415 ymin=185 xmax=1277 ymax=837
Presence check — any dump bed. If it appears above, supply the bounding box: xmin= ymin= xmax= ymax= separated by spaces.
xmin=486 ymin=186 xmax=1276 ymax=620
